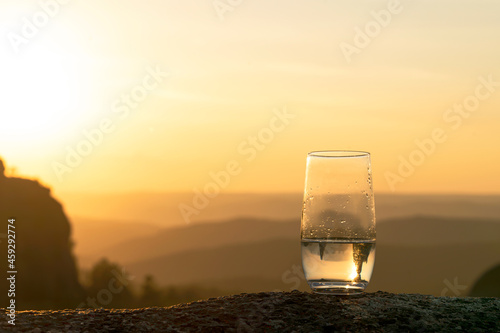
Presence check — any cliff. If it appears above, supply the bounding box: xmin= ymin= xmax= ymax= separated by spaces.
xmin=0 ymin=160 xmax=85 ymax=309
xmin=3 ymin=291 xmax=499 ymax=332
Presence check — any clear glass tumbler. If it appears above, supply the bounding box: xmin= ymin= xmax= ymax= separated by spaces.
xmin=301 ymin=151 xmax=376 ymax=295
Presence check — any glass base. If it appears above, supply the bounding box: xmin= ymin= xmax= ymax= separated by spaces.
xmin=307 ymin=280 xmax=368 ymax=295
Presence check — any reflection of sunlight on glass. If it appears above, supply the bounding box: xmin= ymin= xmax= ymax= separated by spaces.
xmin=0 ymin=43 xmax=88 ymax=143
xmin=349 ymin=262 xmax=358 ymax=281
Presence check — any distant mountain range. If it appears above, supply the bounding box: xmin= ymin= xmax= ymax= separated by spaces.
xmin=122 ymin=237 xmax=499 ymax=296
xmin=71 ymin=217 xmax=161 ymax=263
xmin=74 ymin=217 xmax=298 ymax=267
xmin=127 ymin=238 xmax=302 ymax=293
xmin=72 ymin=214 xmax=500 ymax=297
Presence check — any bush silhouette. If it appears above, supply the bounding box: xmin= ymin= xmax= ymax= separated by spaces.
xmin=469 ymin=263 xmax=500 ymax=297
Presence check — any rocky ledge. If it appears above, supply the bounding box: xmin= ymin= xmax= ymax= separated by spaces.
xmin=3 ymin=291 xmax=499 ymax=332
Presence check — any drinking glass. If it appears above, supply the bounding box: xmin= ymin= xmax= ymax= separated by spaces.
xmin=301 ymin=151 xmax=376 ymax=295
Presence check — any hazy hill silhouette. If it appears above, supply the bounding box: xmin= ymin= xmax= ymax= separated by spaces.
xmin=122 ymin=237 xmax=499 ymax=296
xmin=85 ymin=216 xmax=500 ymax=267
xmin=100 ymin=216 xmax=500 ymax=296
xmin=0 ymin=159 xmax=85 ymax=309
xmin=376 ymin=216 xmax=500 ymax=245
xmin=128 ymin=238 xmax=302 ymax=292
xmin=71 ymin=217 xmax=161 ymax=267
xmin=84 ymin=217 xmax=299 ymax=266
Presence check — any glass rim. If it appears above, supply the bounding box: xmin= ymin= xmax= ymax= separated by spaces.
xmin=308 ymin=150 xmax=370 ymax=158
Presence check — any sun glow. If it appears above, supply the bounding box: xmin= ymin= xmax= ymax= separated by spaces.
xmin=0 ymin=44 xmax=88 ymax=145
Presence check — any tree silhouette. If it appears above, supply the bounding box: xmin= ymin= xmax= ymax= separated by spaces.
xmin=140 ymin=274 xmax=161 ymax=307
xmin=85 ymin=258 xmax=135 ymax=308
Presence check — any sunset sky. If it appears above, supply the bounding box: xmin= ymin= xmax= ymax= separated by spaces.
xmin=1 ymin=0 xmax=499 ymax=196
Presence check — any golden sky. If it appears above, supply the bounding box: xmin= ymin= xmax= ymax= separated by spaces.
xmin=1 ymin=0 xmax=499 ymax=195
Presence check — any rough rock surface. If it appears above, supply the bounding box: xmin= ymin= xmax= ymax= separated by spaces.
xmin=2 ymin=291 xmax=499 ymax=332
